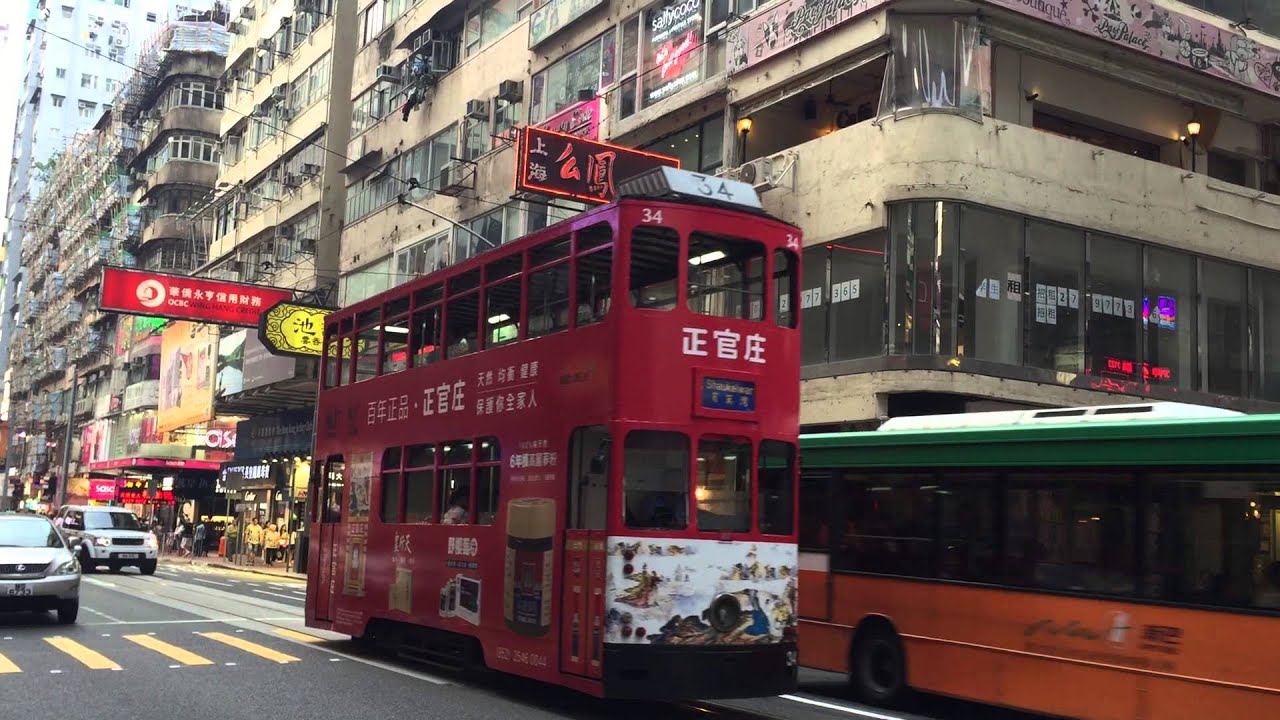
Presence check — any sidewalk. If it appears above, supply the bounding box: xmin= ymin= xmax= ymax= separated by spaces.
xmin=159 ymin=553 xmax=307 ymax=581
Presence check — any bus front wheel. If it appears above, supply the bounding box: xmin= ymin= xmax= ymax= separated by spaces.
xmin=850 ymin=620 xmax=907 ymax=706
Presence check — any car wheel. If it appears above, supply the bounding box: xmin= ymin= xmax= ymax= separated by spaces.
xmin=140 ymin=560 xmax=157 ymax=575
xmin=79 ymin=548 xmax=96 ymax=574
xmin=56 ymin=600 xmax=79 ymax=625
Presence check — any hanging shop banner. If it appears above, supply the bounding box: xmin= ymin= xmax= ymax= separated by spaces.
xmin=217 ymin=331 xmax=246 ymax=397
xmin=99 ymin=267 xmax=294 ymax=328
xmin=726 ymin=0 xmax=889 ymax=74
xmin=643 ymin=0 xmax=705 ymax=106
xmin=233 ymin=408 xmax=314 ymax=462
xmin=89 ymin=458 xmax=222 ymax=472
xmin=528 ymin=0 xmax=607 ymax=47
xmin=515 ymin=126 xmax=679 ymax=204
xmin=258 ymin=300 xmax=331 ymax=358
xmin=158 ymin=321 xmax=218 ymax=433
xmin=539 ymin=97 xmax=602 ymax=141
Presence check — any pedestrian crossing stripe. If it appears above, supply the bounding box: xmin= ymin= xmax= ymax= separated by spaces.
xmin=45 ymin=637 xmax=122 ymax=671
xmin=273 ymin=628 xmax=322 ymax=643
xmin=124 ymin=635 xmax=213 ymax=666
xmin=0 ymin=652 xmax=18 ymax=674
xmin=199 ymin=632 xmax=300 ymax=663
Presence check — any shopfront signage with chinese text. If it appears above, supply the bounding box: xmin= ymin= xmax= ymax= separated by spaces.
xmin=99 ymin=267 xmax=294 ymax=328
xmin=539 ymin=98 xmax=602 ymax=141
xmin=233 ymin=408 xmax=314 ymax=462
xmin=528 ymin=0 xmax=607 ymax=47
xmin=516 ymin=127 xmax=679 ymax=204
xmin=259 ymin=300 xmax=332 ymax=357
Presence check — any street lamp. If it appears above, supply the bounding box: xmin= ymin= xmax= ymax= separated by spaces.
xmin=1186 ymin=121 xmax=1201 ymax=173
xmin=736 ymin=117 xmax=753 ymax=163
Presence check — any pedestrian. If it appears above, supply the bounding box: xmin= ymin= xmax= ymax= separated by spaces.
xmin=194 ymin=518 xmax=207 ymax=558
xmin=223 ymin=517 xmax=239 ymax=558
xmin=264 ymin=522 xmax=280 ymax=566
xmin=277 ymin=523 xmax=290 ymax=567
xmin=244 ymin=518 xmax=263 ymax=566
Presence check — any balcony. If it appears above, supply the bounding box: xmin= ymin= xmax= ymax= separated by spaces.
xmin=138 ymin=107 xmax=223 ymax=156
xmin=141 ymin=214 xmax=210 ymax=248
xmin=138 ymin=161 xmax=219 ymax=199
xmin=749 ymin=113 xmax=1280 ymax=267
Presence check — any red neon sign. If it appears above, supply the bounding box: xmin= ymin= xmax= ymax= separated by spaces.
xmin=100 ymin=267 xmax=294 ymax=328
xmin=87 ymin=457 xmax=222 ymax=471
xmin=1104 ymin=357 xmax=1172 ymax=382
xmin=515 ymin=126 xmax=679 ymax=205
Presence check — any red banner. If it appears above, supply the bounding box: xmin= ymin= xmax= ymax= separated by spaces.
xmin=88 ymin=479 xmax=118 ymax=501
xmin=87 ymin=457 xmax=222 ymax=471
xmin=100 ymin=268 xmax=293 ymax=328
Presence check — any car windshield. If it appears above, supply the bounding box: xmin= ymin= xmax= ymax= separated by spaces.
xmin=83 ymin=511 xmax=144 ymax=531
xmin=0 ymin=518 xmax=64 ymax=548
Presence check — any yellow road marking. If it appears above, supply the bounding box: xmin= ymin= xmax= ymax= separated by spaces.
xmin=45 ymin=637 xmax=121 ymax=670
xmin=0 ymin=652 xmax=19 ymax=674
xmin=273 ymin=628 xmax=322 ymax=643
xmin=124 ymin=634 xmax=213 ymax=666
xmin=198 ymin=632 xmax=299 ymax=663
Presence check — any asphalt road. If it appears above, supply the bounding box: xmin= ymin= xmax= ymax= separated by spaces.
xmin=0 ymin=562 xmax=1051 ymax=720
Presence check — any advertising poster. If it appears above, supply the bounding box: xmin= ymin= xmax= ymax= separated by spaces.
xmin=242 ymin=332 xmax=296 ymax=390
xmin=217 ymin=331 xmax=246 ymax=398
xmin=157 ymin=321 xmax=218 ymax=432
xmin=643 ymin=0 xmax=704 ymax=106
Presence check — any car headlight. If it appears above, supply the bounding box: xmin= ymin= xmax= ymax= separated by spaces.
xmin=54 ymin=559 xmax=79 ymax=575
xmin=144 ymin=534 xmax=158 ymax=548
xmin=94 ymin=536 xmax=112 ymax=546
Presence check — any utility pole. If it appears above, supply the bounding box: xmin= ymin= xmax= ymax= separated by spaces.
xmin=55 ymin=370 xmax=77 ymax=509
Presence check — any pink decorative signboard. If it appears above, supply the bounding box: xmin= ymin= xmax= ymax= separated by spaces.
xmin=726 ymin=0 xmax=1280 ymax=98
xmin=538 ymin=98 xmax=602 ymax=141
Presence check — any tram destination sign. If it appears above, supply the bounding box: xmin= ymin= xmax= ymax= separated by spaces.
xmin=515 ymin=126 xmax=679 ymax=205
xmin=100 ymin=267 xmax=294 ymax=328
xmin=701 ymin=377 xmax=756 ymax=412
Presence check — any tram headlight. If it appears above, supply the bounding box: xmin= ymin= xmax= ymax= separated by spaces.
xmin=708 ymin=593 xmax=743 ymax=633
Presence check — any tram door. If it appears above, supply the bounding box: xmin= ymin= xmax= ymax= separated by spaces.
xmin=561 ymin=427 xmax=609 ymax=678
xmin=311 ymin=456 xmax=344 ymax=623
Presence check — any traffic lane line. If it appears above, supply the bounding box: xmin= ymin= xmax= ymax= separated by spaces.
xmin=251 ymin=588 xmax=305 ymax=603
xmin=780 ymin=694 xmax=915 ymax=720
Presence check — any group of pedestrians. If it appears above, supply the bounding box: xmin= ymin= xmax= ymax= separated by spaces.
xmin=224 ymin=517 xmax=294 ymax=566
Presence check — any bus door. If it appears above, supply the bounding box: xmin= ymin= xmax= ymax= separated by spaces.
xmin=312 ymin=456 xmax=345 ymax=623
xmin=561 ymin=427 xmax=609 ymax=678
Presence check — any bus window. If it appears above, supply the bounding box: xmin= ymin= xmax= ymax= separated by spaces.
xmin=773 ymin=249 xmax=798 ymax=328
xmin=623 ymin=430 xmax=689 ymax=530
xmin=798 ymin=470 xmax=830 ymax=550
xmin=380 ymin=448 xmax=402 ymax=523
xmin=696 ymin=437 xmax=752 ymax=533
xmin=475 ymin=437 xmax=501 ymax=525
xmin=355 ymin=309 xmax=380 ymax=382
xmin=832 ymin=473 xmax=936 ymax=576
xmin=445 ymin=293 xmax=479 ymax=358
xmin=577 ymin=245 xmax=612 ymax=326
xmin=687 ymin=233 xmax=765 ymax=320
xmin=629 ymin=226 xmax=679 ymax=310
xmin=937 ymin=473 xmax=997 ymax=582
xmin=441 ymin=440 xmax=474 ymax=524
xmin=757 ymin=440 xmax=795 ymax=535
xmin=410 ymin=304 xmax=442 ymax=367
xmin=404 ymin=444 xmax=436 ymax=523
xmin=485 ymin=277 xmax=521 ymax=348
xmin=569 ymin=426 xmax=610 ymax=530
xmin=528 ymin=263 xmax=571 ymax=337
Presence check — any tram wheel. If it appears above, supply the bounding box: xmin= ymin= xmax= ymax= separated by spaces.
xmin=850 ymin=620 xmax=907 ymax=706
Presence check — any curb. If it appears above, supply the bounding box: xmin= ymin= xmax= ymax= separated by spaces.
xmin=159 ymin=557 xmax=307 ymax=582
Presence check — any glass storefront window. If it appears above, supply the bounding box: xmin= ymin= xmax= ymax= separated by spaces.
xmin=1086 ymin=234 xmax=1141 ymax=381
xmin=800 ymin=245 xmax=828 ymax=366
xmin=1202 ymin=260 xmax=1246 ymax=396
xmin=1251 ymin=270 xmax=1280 ymax=401
xmin=955 ymin=205 xmax=1022 ymax=365
xmin=1026 ymin=221 xmax=1084 ymax=373
xmin=830 ymin=234 xmax=886 ymax=361
xmin=1144 ymin=247 xmax=1196 ymax=390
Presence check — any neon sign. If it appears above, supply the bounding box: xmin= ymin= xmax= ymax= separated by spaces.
xmin=1104 ymin=357 xmax=1172 ymax=382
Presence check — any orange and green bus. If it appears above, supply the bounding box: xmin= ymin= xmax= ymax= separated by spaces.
xmin=797 ymin=403 xmax=1280 ymax=720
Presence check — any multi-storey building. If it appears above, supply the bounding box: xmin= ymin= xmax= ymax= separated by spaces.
xmin=1 ymin=0 xmax=222 ymax=489
xmin=7 ymin=17 xmax=232 ymax=509
xmin=338 ymin=0 xmax=1280 ymax=430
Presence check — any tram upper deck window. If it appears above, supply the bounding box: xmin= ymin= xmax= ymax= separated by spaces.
xmin=630 ymin=226 xmax=680 ymax=310
xmin=688 ymin=233 xmax=765 ymax=320
xmin=623 ymin=430 xmax=689 ymax=530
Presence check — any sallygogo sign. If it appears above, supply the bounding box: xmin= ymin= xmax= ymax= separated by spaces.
xmin=100 ymin=267 xmax=294 ymax=328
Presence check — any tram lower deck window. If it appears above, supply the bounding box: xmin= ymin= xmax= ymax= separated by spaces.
xmin=623 ymin=430 xmax=689 ymax=530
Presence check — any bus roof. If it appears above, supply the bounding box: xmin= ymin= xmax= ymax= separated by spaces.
xmin=874 ymin=401 xmax=1240 ymax=431
xmin=800 ymin=412 xmax=1280 ymax=469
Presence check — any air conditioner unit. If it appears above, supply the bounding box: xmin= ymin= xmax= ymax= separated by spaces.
xmin=252 ymin=103 xmax=267 ymax=117
xmin=438 ymin=161 xmax=469 ymax=197
xmin=375 ymin=64 xmax=399 ymax=82
xmin=301 ymin=162 xmax=321 ymax=176
xmin=258 ymin=39 xmax=274 ymax=52
xmin=270 ymin=85 xmax=287 ymax=103
xmin=240 ymin=5 xmax=255 ymax=20
xmin=277 ymin=225 xmax=296 ymax=240
xmin=497 ymin=80 xmax=523 ymax=103
xmin=282 ymin=173 xmax=300 ymax=188
xmin=278 ymin=107 xmax=293 ymax=122
xmin=228 ymin=21 xmax=242 ymax=34
xmin=465 ymin=99 xmax=488 ymax=120
xmin=109 ymin=35 xmax=125 ymax=47
xmin=735 ymin=156 xmax=777 ymax=193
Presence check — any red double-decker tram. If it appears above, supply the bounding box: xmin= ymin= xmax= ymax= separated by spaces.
xmin=306 ymin=168 xmax=802 ymax=699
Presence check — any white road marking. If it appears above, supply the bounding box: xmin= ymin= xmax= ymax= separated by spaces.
xmin=82 ymin=619 xmax=239 ymax=626
xmin=251 ymin=589 xmax=305 ymax=602
xmin=83 ymin=607 xmax=124 ymax=623
xmin=50 ymin=670 xmax=62 ymax=674
xmin=225 ymin=662 xmax=237 ymax=666
xmin=190 ymin=578 xmax=235 ymax=588
xmin=84 ymin=578 xmax=117 ymax=588
xmin=780 ymin=695 xmax=912 ymax=720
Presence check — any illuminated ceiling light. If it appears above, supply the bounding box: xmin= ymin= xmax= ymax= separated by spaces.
xmin=487 ymin=313 xmax=510 ymax=324
xmin=382 ymin=326 xmax=409 ymax=334
xmin=689 ymin=250 xmax=726 ymax=266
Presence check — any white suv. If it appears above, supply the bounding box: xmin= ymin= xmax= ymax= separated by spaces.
xmin=55 ymin=506 xmax=159 ymax=574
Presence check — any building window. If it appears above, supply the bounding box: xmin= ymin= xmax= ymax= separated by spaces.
xmin=342 ymin=259 xmax=393 ymax=305
xmin=1143 ymin=246 xmax=1195 ymax=390
xmin=51 ymin=94 xmax=64 ymax=107
xmin=530 ymin=32 xmax=614 ymax=123
xmin=492 ymin=97 xmax=520 ymax=147
xmin=394 ymin=232 xmax=449 ymax=285
xmin=146 ymin=12 xmax=157 ymax=21
xmin=61 ymin=5 xmax=73 ymax=18
xmin=800 ymin=245 xmax=828 ymax=366
xmin=1086 ymin=233 xmax=1141 ymax=382
xmin=828 ymin=233 xmax=886 ymax=361
xmin=464 ymin=0 xmax=517 ymax=58
xmin=641 ymin=115 xmax=724 ymax=173
xmin=1026 ymin=221 xmax=1084 ymax=373
xmin=77 ymin=100 xmax=97 ymax=119
xmin=81 ymin=73 xmax=97 ymax=89
xmin=168 ymin=80 xmax=221 ymax=110
xmin=1202 ymin=260 xmax=1245 ymax=396
xmin=56 ymin=68 xmax=66 ymax=79
xmin=462 ymin=116 xmax=487 ymax=161
xmin=954 ymin=204 xmax=1023 ymax=365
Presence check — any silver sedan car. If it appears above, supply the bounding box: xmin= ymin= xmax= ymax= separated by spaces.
xmin=0 ymin=513 xmax=81 ymax=624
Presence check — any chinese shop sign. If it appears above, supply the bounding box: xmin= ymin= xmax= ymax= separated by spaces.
xmin=100 ymin=267 xmax=294 ymax=328
xmin=539 ymin=97 xmax=601 ymax=141
xmin=644 ymin=0 xmax=705 ymax=105
xmin=515 ymin=126 xmax=679 ymax=204
xmin=258 ymin=300 xmax=332 ymax=358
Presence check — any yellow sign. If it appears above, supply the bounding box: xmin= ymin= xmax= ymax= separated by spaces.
xmin=258 ymin=301 xmax=331 ymax=358
xmin=258 ymin=301 xmax=368 ymax=359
